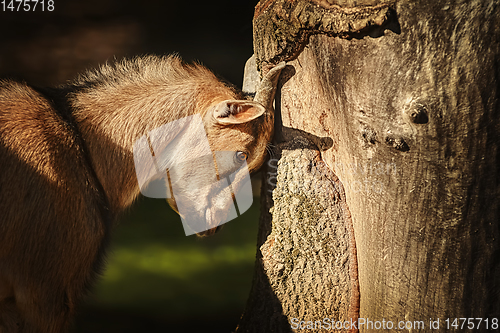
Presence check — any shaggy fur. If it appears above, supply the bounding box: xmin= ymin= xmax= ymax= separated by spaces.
xmin=0 ymin=55 xmax=282 ymax=332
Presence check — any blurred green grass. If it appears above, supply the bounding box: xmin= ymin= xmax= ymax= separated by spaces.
xmin=73 ymin=193 xmax=260 ymax=333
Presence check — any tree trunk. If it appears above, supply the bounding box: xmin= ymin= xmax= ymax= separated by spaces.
xmin=236 ymin=1 xmax=500 ymax=332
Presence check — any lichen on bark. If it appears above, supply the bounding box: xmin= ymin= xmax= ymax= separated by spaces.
xmin=258 ymin=136 xmax=358 ymax=332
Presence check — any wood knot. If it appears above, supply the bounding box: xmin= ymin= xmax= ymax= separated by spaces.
xmin=385 ymin=135 xmax=409 ymax=152
xmin=361 ymin=126 xmax=377 ymax=145
xmin=405 ymin=100 xmax=429 ymax=124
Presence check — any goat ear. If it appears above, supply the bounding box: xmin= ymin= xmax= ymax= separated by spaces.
xmin=212 ymin=100 xmax=266 ymax=124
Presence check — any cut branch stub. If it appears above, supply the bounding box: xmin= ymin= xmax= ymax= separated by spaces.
xmin=253 ymin=0 xmax=394 ymax=70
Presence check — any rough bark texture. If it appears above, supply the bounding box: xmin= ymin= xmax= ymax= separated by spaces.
xmin=237 ymin=0 xmax=500 ymax=332
xmin=252 ymin=0 xmax=395 ymax=72
xmin=237 ymin=135 xmax=359 ymax=333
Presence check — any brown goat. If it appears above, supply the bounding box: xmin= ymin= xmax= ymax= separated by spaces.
xmin=0 ymin=55 xmax=284 ymax=332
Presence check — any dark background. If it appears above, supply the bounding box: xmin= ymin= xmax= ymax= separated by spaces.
xmin=0 ymin=1 xmax=261 ymax=332
xmin=0 ymin=0 xmax=257 ymax=86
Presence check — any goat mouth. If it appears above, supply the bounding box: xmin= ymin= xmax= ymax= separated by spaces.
xmin=195 ymin=222 xmax=222 ymax=237
xmin=171 ymin=182 xmax=238 ymax=236
xmin=173 ymin=206 xmax=227 ymax=237
xmin=166 ymin=155 xmax=253 ymax=236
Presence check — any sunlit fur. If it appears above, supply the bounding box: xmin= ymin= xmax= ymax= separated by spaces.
xmin=0 ymin=55 xmax=277 ymax=332
xmin=70 ymin=55 xmax=273 ymax=211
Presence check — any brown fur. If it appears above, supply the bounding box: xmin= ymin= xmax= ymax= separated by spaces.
xmin=0 ymin=55 xmax=282 ymax=332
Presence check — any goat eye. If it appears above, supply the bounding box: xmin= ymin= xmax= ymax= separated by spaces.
xmin=235 ymin=151 xmax=248 ymax=162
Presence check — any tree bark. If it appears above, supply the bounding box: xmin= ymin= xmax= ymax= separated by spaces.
xmin=237 ymin=1 xmax=500 ymax=332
